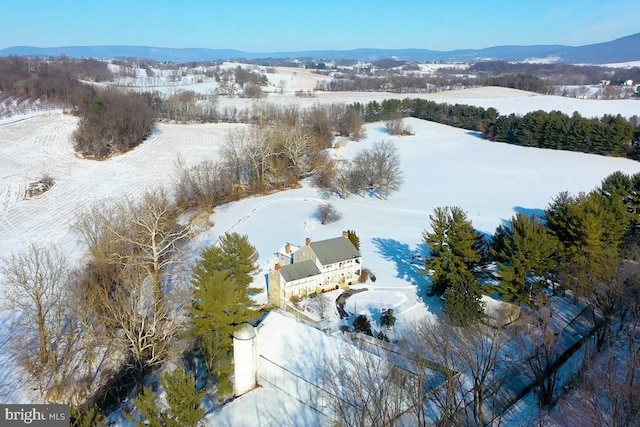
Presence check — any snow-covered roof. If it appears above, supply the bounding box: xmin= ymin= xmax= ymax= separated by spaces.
xmin=280 ymin=260 xmax=321 ymax=282
xmin=276 ymin=242 xmax=300 ymax=257
xmin=204 ymin=385 xmax=331 ymax=427
xmin=257 ymin=311 xmax=381 ymax=383
xmin=310 ymin=237 xmax=360 ymax=265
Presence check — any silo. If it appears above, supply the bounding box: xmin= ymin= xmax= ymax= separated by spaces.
xmin=233 ymin=323 xmax=257 ymax=396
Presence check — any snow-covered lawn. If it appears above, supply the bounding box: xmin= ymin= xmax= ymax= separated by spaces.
xmin=2 ymin=91 xmax=640 ymax=420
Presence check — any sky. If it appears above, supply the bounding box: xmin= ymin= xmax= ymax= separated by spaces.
xmin=1 ymin=0 xmax=639 ymax=51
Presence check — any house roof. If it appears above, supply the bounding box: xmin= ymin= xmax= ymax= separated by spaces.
xmin=280 ymin=260 xmax=321 ymax=283
xmin=276 ymin=242 xmax=300 ymax=257
xmin=310 ymin=237 xmax=360 ymax=266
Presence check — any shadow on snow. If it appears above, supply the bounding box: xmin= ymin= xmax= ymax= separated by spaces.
xmin=370 ymin=237 xmax=443 ymax=316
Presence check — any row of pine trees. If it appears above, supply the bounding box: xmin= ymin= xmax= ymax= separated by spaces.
xmin=347 ymin=98 xmax=640 ymax=159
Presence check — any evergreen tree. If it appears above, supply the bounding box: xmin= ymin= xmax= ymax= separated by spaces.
xmin=347 ymin=229 xmax=360 ymax=251
xmin=128 ymin=368 xmax=205 ymax=427
xmin=162 ymin=368 xmax=205 ymax=427
xmin=190 ymin=271 xmax=257 ymax=397
xmin=380 ymin=308 xmax=396 ymax=329
xmin=193 ymin=232 xmax=260 ymax=290
xmin=546 ymin=191 xmax=625 ymax=299
xmin=599 ymin=171 xmax=632 ymax=200
xmin=490 ymin=213 xmax=560 ymax=304
xmin=447 ymin=207 xmax=481 ymax=262
xmin=627 ymin=172 xmax=640 ymax=235
xmin=190 ymin=233 xmax=260 ymax=398
xmin=444 ymin=280 xmax=485 ymax=327
xmin=422 ymin=207 xmax=450 ymax=295
xmin=70 ymin=405 xmax=106 ymax=427
xmin=128 ymin=387 xmax=165 ymax=427
xmin=565 ymin=113 xmax=590 ymax=151
xmin=422 ymin=206 xmax=484 ymax=324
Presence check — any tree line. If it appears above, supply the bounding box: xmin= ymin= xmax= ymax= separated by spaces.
xmin=467 ymin=60 xmax=640 ymax=86
xmin=0 ymin=56 xmax=156 ymax=158
xmin=348 ymin=98 xmax=640 ymax=159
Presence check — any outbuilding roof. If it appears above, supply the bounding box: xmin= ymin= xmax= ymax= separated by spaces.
xmin=310 ymin=237 xmax=360 ymax=265
xmin=280 ymin=260 xmax=321 ymax=282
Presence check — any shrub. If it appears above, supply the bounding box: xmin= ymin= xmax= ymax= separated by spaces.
xmin=376 ymin=331 xmax=390 ymax=342
xmin=243 ymin=83 xmax=266 ymax=99
xmin=25 ymin=175 xmax=55 ymax=199
xmin=359 ymin=268 xmax=371 ymax=283
xmin=385 ymin=115 xmax=413 ymax=136
xmin=353 ymin=314 xmax=373 ymax=336
xmin=295 ymin=90 xmax=316 ymax=98
xmin=290 ymin=295 xmax=302 ymax=308
xmin=316 ymin=203 xmax=342 ymax=225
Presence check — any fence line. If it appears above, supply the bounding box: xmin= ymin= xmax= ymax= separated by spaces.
xmin=257 ymin=355 xmax=335 ymax=421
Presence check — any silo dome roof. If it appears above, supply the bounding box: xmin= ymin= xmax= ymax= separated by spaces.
xmin=233 ymin=323 xmax=256 ymax=340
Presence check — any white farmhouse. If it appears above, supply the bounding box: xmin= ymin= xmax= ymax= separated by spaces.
xmin=267 ymin=232 xmax=361 ymax=307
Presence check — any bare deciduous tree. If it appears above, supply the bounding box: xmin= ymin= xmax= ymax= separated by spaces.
xmin=308 ymin=293 xmax=332 ymax=319
xmin=332 ymin=159 xmax=352 ymax=199
xmin=276 ymin=125 xmax=312 ymax=178
xmin=316 ymin=203 xmax=342 ymax=225
xmin=370 ymin=141 xmax=404 ymax=199
xmin=385 ymin=114 xmax=413 ymax=136
xmin=558 ymin=342 xmax=640 ymax=427
xmin=457 ymin=324 xmax=510 ymax=424
xmin=174 ymin=157 xmax=234 ymax=210
xmin=221 ymin=128 xmax=252 ymax=190
xmin=319 ymin=344 xmax=410 ymax=427
xmin=402 ymin=320 xmax=470 ymax=426
xmin=1 ymin=244 xmax=83 ymax=401
xmin=401 ymin=319 xmax=512 ymax=426
xmin=73 ymin=191 xmax=191 ymax=391
xmin=352 ymin=141 xmax=403 ymax=199
xmin=2 ymin=245 xmax=69 ymax=366
xmin=76 ymin=190 xmax=191 ymax=311
xmin=95 ymin=264 xmax=185 ymax=377
xmin=517 ymin=298 xmax=563 ymax=408
xmin=116 ymin=191 xmax=191 ymax=308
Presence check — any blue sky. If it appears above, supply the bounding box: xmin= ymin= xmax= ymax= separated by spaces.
xmin=1 ymin=0 xmax=638 ymax=51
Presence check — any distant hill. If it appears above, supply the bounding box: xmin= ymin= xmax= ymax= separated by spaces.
xmin=1 ymin=33 xmax=639 ymax=64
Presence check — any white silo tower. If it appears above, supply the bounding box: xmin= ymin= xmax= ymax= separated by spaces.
xmin=233 ymin=323 xmax=257 ymax=397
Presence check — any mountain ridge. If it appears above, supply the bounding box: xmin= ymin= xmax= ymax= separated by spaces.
xmin=1 ymin=33 xmax=639 ymax=64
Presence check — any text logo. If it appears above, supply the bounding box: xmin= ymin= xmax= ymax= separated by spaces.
xmin=0 ymin=405 xmax=69 ymax=426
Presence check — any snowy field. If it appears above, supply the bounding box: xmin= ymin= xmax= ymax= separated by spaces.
xmin=2 ymin=91 xmax=640 ymax=421
xmin=215 ymin=86 xmax=640 ymax=119
xmin=103 ymin=62 xmax=331 ymax=95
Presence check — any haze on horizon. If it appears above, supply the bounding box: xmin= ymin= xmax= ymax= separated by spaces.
xmin=1 ymin=0 xmax=639 ymax=52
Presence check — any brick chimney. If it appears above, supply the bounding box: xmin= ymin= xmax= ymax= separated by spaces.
xmin=342 ymin=230 xmax=349 ymax=238
xmin=305 ymin=237 xmax=311 ymax=246
xmin=274 ymin=263 xmax=281 ymax=271
xmin=285 ymin=243 xmax=291 ymax=254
